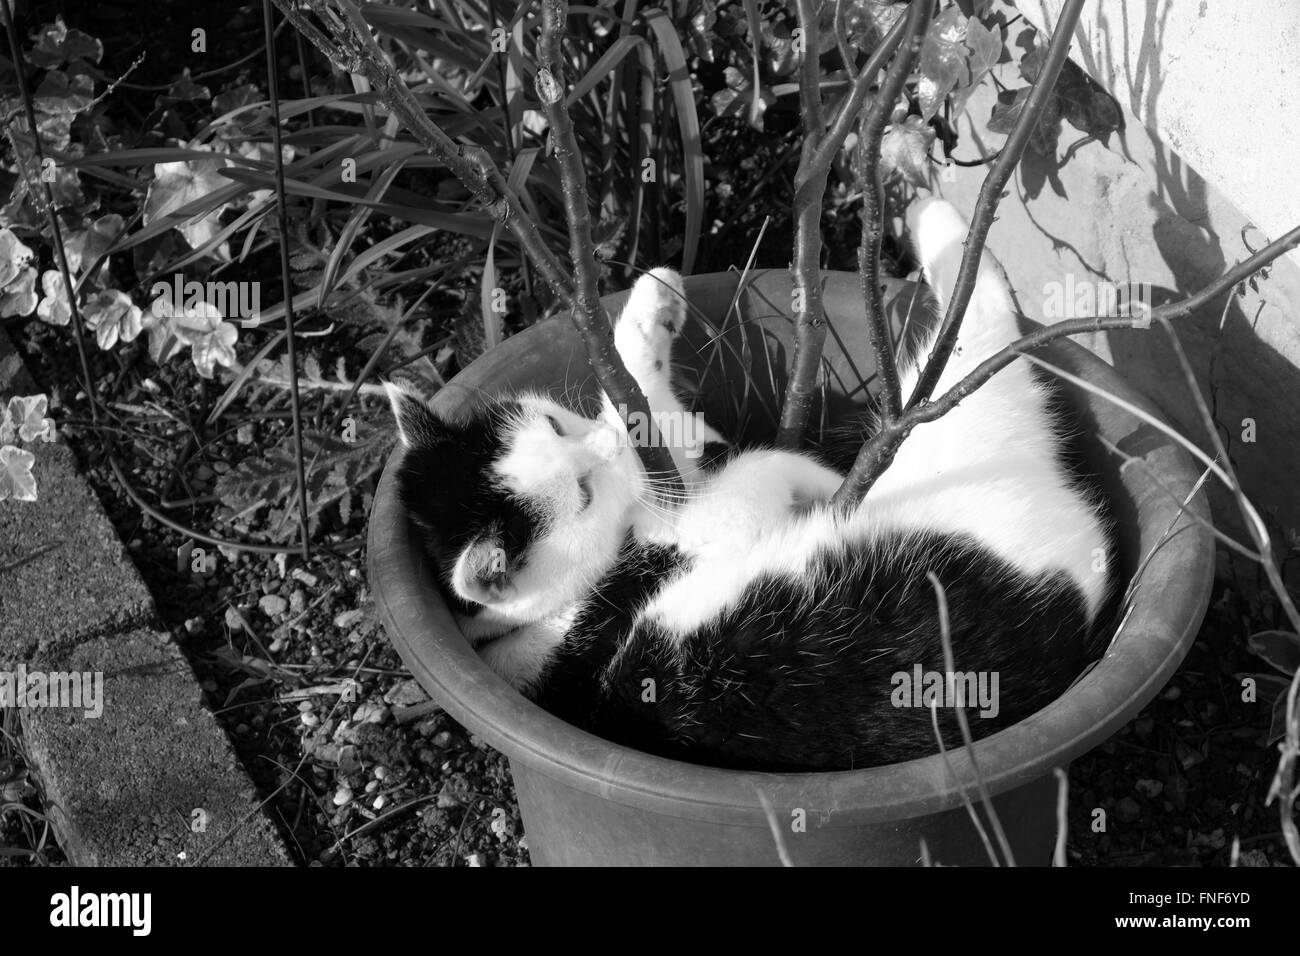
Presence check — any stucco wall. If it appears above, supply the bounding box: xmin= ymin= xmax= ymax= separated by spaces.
xmin=932 ymin=2 xmax=1300 ymax=567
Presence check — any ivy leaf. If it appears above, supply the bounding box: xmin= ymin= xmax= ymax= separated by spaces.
xmin=711 ymin=65 xmax=771 ymax=130
xmin=168 ymin=302 xmax=238 ymax=378
xmin=166 ymin=71 xmax=212 ymax=103
xmin=63 ymin=214 xmax=126 ymax=277
xmin=24 ymin=16 xmax=103 ymax=69
xmin=987 ymin=85 xmax=1061 ymax=157
xmin=916 ymin=5 xmax=971 ymax=120
xmin=83 ymin=289 xmax=146 ymax=350
xmin=1248 ymin=630 xmax=1300 ymax=676
xmin=1054 ymin=60 xmax=1123 ymax=145
xmin=949 ymin=16 xmax=1002 ymax=117
xmin=143 ymin=152 xmax=232 ymax=254
xmin=880 ymin=115 xmax=936 ymax=186
xmin=844 ymin=0 xmax=906 ymax=53
xmin=6 ymin=394 xmax=55 ymax=443
xmin=35 ymin=270 xmax=72 ymax=327
xmin=0 ymin=228 xmax=35 ymax=288
xmin=33 ymin=69 xmax=95 ymax=117
xmin=0 ymin=445 xmax=37 ymax=502
xmin=0 ymin=229 xmax=37 ymax=318
xmin=0 ymin=267 xmax=37 ymax=319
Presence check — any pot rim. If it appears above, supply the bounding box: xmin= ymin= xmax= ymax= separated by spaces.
xmin=369 ymin=271 xmax=1215 ymax=828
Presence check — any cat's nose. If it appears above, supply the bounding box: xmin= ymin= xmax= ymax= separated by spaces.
xmin=585 ymin=423 xmax=622 ymax=463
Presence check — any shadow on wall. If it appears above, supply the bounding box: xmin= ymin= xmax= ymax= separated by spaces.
xmin=938 ymin=10 xmax=1300 ymax=594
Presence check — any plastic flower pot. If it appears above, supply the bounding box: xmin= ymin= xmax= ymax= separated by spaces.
xmin=369 ymin=270 xmax=1214 ymax=866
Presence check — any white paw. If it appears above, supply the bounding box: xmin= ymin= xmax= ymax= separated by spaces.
xmin=615 ymin=267 xmax=686 ymax=380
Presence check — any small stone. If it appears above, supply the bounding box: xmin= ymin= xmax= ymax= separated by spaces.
xmin=1116 ymin=797 xmax=1141 ymax=823
xmin=365 ymin=780 xmax=380 ymax=794
xmin=383 ymin=679 xmax=428 ymax=708
xmin=335 ymin=609 xmax=365 ymax=629
xmin=291 ymin=568 xmax=318 ymax=587
xmin=1134 ymin=779 xmax=1163 ymax=798
xmin=338 ymin=745 xmax=361 ymax=774
xmin=289 ymin=589 xmax=306 ymax=614
xmin=236 ymin=423 xmax=255 ymax=444
xmin=224 ymin=606 xmax=245 ymax=632
xmin=259 ymin=594 xmax=288 ymax=617
xmin=437 ymin=793 xmax=459 ymax=809
xmin=235 ymin=723 xmax=250 ymax=735
xmin=415 ymin=719 xmax=439 ymax=738
xmin=298 ymin=700 xmax=315 ymax=713
xmin=431 ymin=731 xmax=453 ymax=748
xmin=464 ymin=852 xmax=482 ymax=867
xmin=261 ymin=579 xmax=278 ymax=595
xmin=269 ymin=637 xmax=286 ymax=654
xmin=1161 ymin=684 xmax=1182 ymax=701
xmin=333 ymin=787 xmax=353 ymax=807
xmin=184 ymin=616 xmax=204 ymax=635
xmin=352 ymin=701 xmax=390 ymax=725
xmin=301 ymin=712 xmax=320 ymax=728
xmin=374 ymin=766 xmax=388 ymax=781
xmin=373 ymin=794 xmax=387 ymax=811
xmin=194 ymin=464 xmax=214 ymax=482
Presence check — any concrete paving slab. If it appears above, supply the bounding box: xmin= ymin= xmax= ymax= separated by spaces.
xmin=19 ymin=627 xmax=291 ymax=866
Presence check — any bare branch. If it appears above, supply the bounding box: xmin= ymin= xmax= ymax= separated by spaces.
xmin=536 ymin=0 xmax=680 ymax=485
xmin=775 ymin=0 xmax=830 ymax=448
xmin=775 ymin=4 xmax=920 ymax=446
xmin=856 ymin=0 xmax=933 ymax=422
xmin=905 ymin=0 xmax=1087 ymax=411
xmin=831 ymin=220 xmax=1300 ymax=509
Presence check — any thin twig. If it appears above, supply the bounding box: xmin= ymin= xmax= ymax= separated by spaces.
xmin=927 ymin=571 xmax=1015 ymax=866
xmin=906 ymin=0 xmax=1087 ymax=411
xmin=775 ymin=7 xmax=917 ymax=446
xmin=855 ymin=0 xmax=932 ymax=423
xmin=535 ymin=0 xmax=680 ymax=486
xmin=832 ymin=220 xmax=1300 ymax=509
xmin=1052 ymin=767 xmax=1068 ymax=867
xmin=264 ymin=0 xmax=312 ymax=560
xmin=775 ymin=0 xmax=830 ymax=447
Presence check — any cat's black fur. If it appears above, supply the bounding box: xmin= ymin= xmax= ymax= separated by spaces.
xmin=392 ymin=399 xmax=535 ymax=620
xmin=392 ymin=401 xmax=1112 ymax=771
xmin=534 ymin=532 xmax=1099 ymax=771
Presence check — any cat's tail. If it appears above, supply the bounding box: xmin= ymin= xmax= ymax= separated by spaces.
xmin=904 ymin=198 xmax=1020 ymax=390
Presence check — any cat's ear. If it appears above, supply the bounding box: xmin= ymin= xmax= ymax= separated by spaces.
xmin=453 ymin=533 xmax=516 ymax=605
xmin=385 ymin=381 xmax=448 ymax=449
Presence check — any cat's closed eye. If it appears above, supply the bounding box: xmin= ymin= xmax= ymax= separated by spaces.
xmin=545 ymin=414 xmax=564 ymax=435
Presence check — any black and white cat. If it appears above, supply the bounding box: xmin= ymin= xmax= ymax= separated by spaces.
xmin=384 ymin=199 xmax=1112 ymax=771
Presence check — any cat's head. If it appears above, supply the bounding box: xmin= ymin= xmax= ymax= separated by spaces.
xmin=385 ymin=382 xmax=640 ymax=637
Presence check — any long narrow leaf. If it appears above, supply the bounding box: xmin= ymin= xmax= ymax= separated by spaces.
xmin=643 ymin=9 xmax=704 ymax=274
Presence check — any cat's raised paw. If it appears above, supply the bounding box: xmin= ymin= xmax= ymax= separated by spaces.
xmin=614 ymin=268 xmax=687 ymax=381
xmin=622 ymin=267 xmax=686 ymax=337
